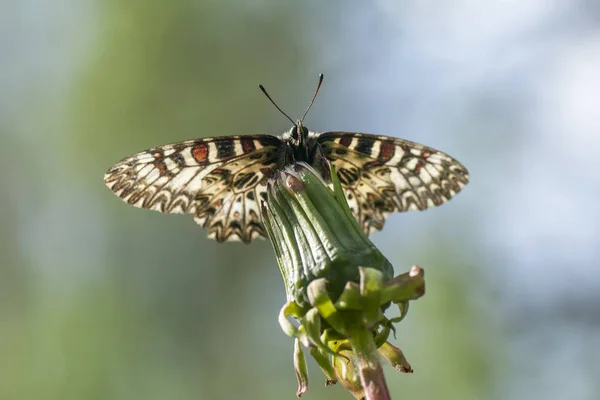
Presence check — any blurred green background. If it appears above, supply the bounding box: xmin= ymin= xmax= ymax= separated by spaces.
xmin=2 ymin=1 xmax=599 ymax=399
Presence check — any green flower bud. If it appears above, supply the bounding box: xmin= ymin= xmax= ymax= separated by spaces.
xmin=262 ymin=162 xmax=425 ymax=399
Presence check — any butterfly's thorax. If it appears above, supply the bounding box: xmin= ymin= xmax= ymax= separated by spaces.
xmin=278 ymin=122 xmax=324 ymax=169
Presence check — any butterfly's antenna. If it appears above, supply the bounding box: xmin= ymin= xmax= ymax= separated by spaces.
xmin=259 ymin=84 xmax=295 ymax=125
xmin=301 ymin=73 xmax=324 ymax=122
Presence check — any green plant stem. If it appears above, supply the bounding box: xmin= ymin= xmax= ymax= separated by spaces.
xmin=346 ymin=314 xmax=391 ymax=400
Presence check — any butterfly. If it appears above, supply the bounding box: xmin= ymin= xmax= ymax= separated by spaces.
xmin=104 ymin=74 xmax=469 ymax=244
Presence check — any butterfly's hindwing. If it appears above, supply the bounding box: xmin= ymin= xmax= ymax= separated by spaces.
xmin=318 ymin=132 xmax=469 ymax=234
xmin=104 ymin=135 xmax=283 ymax=243
xmin=193 ymin=147 xmax=277 ymax=243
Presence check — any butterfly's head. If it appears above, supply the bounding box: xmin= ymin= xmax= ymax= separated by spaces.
xmin=290 ymin=119 xmax=309 ymax=147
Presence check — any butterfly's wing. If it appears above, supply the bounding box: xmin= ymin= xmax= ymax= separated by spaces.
xmin=104 ymin=135 xmax=283 ymax=243
xmin=317 ymin=132 xmax=469 ymax=235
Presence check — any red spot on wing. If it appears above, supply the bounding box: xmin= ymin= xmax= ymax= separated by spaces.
xmin=422 ymin=152 xmax=431 ymax=158
xmin=415 ymin=160 xmax=425 ymax=173
xmin=241 ymin=138 xmax=256 ymax=154
xmin=154 ymin=160 xmax=169 ymax=176
xmin=364 ymin=161 xmax=382 ymax=169
xmin=192 ymin=143 xmax=209 ymax=165
xmin=259 ymin=167 xmax=273 ymax=184
xmin=379 ymin=141 xmax=395 ymax=162
xmin=339 ymin=136 xmax=352 ymax=147
xmin=260 ymin=167 xmax=272 ymax=176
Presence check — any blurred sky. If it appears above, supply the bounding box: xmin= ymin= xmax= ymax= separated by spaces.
xmin=2 ymin=1 xmax=599 ymax=400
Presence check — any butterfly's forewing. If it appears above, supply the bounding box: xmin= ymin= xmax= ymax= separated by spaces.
xmin=318 ymin=132 xmax=470 ymax=235
xmin=104 ymin=135 xmax=283 ymax=243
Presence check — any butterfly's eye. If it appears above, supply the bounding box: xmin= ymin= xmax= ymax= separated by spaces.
xmin=290 ymin=125 xmax=301 ymax=141
xmin=301 ymin=125 xmax=309 ymax=138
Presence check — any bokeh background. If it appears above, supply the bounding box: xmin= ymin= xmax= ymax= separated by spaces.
xmin=2 ymin=1 xmax=599 ymax=399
